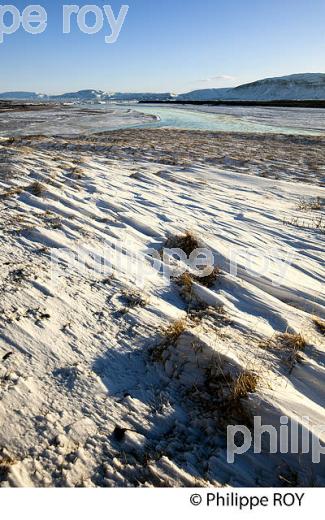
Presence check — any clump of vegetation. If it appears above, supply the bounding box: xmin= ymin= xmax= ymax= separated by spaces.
xmin=188 ymin=305 xmax=232 ymax=331
xmin=189 ymin=368 xmax=259 ymax=430
xmin=164 ymin=231 xmax=200 ymax=256
xmin=283 ymin=214 xmax=325 ymax=233
xmin=231 ymin=371 xmax=259 ymax=400
xmin=260 ymin=332 xmax=306 ymax=373
xmin=278 ymin=333 xmax=306 ymax=351
xmin=175 ymin=268 xmax=221 ymax=312
xmin=0 ymin=186 xmax=23 ymax=199
xmin=151 ymin=314 xmax=258 ymax=430
xmin=177 ymin=267 xmax=220 ymax=290
xmin=197 ymin=267 xmax=221 ymax=288
xmin=120 ymin=289 xmax=148 ymax=314
xmin=150 ymin=318 xmax=189 ymax=363
xmin=26 ymin=181 xmax=46 ymax=197
xmin=9 ymin=268 xmax=28 ymax=283
xmin=0 ymin=452 xmax=15 ymax=482
xmin=176 ymin=272 xmax=194 ymax=304
xmin=296 ymin=197 xmax=323 ymax=211
xmin=70 ymin=167 xmax=84 ymax=180
xmin=162 ymin=318 xmax=188 ymax=345
xmin=313 ymin=317 xmax=325 ymax=336
xmin=177 ymin=272 xmax=193 ymax=290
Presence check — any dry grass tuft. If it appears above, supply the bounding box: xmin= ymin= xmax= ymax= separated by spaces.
xmin=231 ymin=372 xmax=259 ymax=400
xmin=177 ymin=271 xmax=193 ymax=290
xmin=163 ymin=319 xmax=188 ymax=344
xmin=177 ymin=266 xmax=220 ymax=290
xmin=0 ymin=186 xmax=23 ymax=199
xmin=277 ymin=332 xmax=306 ymax=351
xmin=260 ymin=332 xmax=306 ymax=373
xmin=188 ymin=305 xmax=231 ymax=330
xmin=261 ymin=332 xmax=306 ymax=351
xmin=165 ymin=231 xmax=200 ymax=256
xmin=195 ymin=267 xmax=221 ymax=288
xmin=120 ymin=290 xmax=148 ymax=314
xmin=283 ymin=214 xmax=325 ymax=233
xmin=296 ymin=197 xmax=323 ymax=211
xmin=151 ymin=315 xmax=258 ymax=430
xmin=313 ymin=317 xmax=325 ymax=336
xmin=176 ymin=272 xmax=194 ymax=304
xmin=175 ymin=268 xmax=221 ymax=311
xmin=70 ymin=167 xmax=84 ymax=180
xmin=0 ymin=453 xmax=15 ymax=481
xmin=26 ymin=181 xmax=46 ymax=197
xmin=190 ymin=368 xmax=259 ymax=430
xmin=151 ymin=318 xmax=188 ymax=363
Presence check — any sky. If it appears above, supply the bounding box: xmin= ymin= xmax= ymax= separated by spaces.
xmin=1 ymin=0 xmax=325 ymax=94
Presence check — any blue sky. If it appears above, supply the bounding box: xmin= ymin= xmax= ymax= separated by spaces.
xmin=1 ymin=0 xmax=325 ymax=93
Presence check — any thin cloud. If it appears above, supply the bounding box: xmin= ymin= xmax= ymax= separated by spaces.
xmin=197 ymin=75 xmax=237 ymax=84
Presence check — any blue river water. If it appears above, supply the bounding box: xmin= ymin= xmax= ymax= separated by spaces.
xmin=131 ymin=104 xmax=325 ymax=135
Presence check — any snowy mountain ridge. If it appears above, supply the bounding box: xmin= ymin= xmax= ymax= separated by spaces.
xmin=0 ymin=89 xmax=173 ymax=102
xmin=178 ymin=73 xmax=325 ymax=101
xmin=1 ymin=73 xmax=325 ymax=102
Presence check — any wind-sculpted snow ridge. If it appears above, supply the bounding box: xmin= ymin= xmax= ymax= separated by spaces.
xmin=0 ymin=130 xmax=324 ymax=487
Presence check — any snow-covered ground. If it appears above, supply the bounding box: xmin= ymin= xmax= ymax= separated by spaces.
xmin=0 ymin=105 xmax=157 ymax=137
xmin=0 ymin=130 xmax=324 ymax=487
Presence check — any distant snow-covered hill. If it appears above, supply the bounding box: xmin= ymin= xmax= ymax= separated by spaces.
xmin=50 ymin=89 xmax=106 ymax=101
xmin=179 ymin=74 xmax=325 ymax=101
xmin=1 ymin=74 xmax=325 ymax=102
xmin=227 ymin=73 xmax=325 ymax=101
xmin=177 ymin=87 xmax=231 ymax=101
xmin=48 ymin=90 xmax=173 ymax=102
xmin=0 ymin=89 xmax=173 ymax=102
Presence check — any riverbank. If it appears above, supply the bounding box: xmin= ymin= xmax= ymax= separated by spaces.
xmin=0 ymin=101 xmax=59 ymax=113
xmin=17 ymin=128 xmax=325 ymax=185
xmin=143 ymin=99 xmax=325 ymax=108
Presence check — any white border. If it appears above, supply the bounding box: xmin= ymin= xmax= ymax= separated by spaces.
xmin=0 ymin=488 xmax=320 ymax=519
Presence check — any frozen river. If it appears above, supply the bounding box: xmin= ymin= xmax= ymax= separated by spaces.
xmin=135 ymin=104 xmax=325 ymax=135
xmin=1 ymin=103 xmax=324 ymax=136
